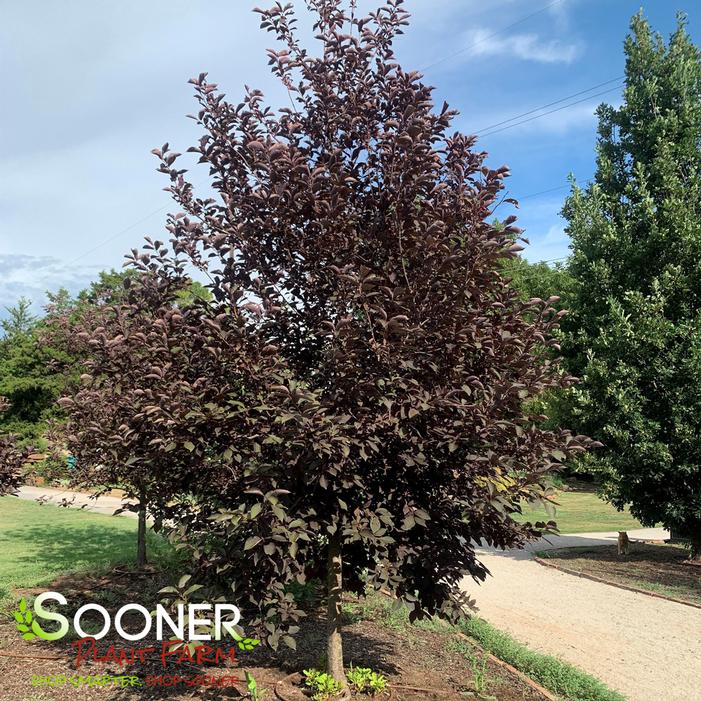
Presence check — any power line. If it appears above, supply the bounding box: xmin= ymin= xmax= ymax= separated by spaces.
xmin=66 ymin=205 xmax=168 ymax=266
xmin=515 ymin=174 xmax=594 ymax=201
xmin=479 ymin=84 xmax=622 ymax=138
xmin=517 ymin=184 xmax=569 ymax=200
xmin=21 ymin=204 xmax=170 ymax=299
xmin=421 ymin=0 xmax=565 ymax=72
xmin=474 ymin=76 xmax=623 ymax=135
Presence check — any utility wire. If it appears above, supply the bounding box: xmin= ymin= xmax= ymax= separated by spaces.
xmin=517 ymin=184 xmax=569 ymax=200
xmin=474 ymin=76 xmax=624 ymax=135
xmin=22 ymin=204 xmax=170 ymax=297
xmin=479 ymin=84 xmax=622 ymax=138
xmin=66 ymin=205 xmax=168 ymax=266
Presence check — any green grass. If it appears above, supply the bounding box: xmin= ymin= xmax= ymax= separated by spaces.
xmin=344 ymin=594 xmax=625 ymax=701
xmin=0 ymin=496 xmax=171 ymax=606
xmin=460 ymin=616 xmax=626 ymax=701
xmin=536 ymin=543 xmax=700 ymax=606
xmin=513 ymin=490 xmax=643 ymax=534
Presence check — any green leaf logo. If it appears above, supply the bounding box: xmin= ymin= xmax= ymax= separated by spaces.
xmin=14 ymin=598 xmax=36 ymax=641
xmin=238 ymin=637 xmax=260 ymax=651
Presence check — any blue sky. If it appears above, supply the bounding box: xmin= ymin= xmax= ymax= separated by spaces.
xmin=1 ymin=0 xmax=698 ymax=315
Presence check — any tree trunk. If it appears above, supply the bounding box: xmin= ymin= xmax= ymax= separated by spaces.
xmin=136 ymin=493 xmax=148 ymax=568
xmin=326 ymin=530 xmax=347 ymax=688
xmin=688 ymin=534 xmax=701 ymax=564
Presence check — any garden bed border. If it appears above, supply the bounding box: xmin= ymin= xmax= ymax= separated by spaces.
xmin=453 ymin=631 xmax=558 ymax=701
xmin=533 ymin=556 xmax=701 ymax=610
xmin=376 ymin=589 xmax=558 ymax=701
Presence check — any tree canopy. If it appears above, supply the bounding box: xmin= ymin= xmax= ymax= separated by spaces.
xmin=561 ymin=11 xmax=701 ymax=556
xmin=56 ymin=0 xmax=592 ymax=686
xmin=0 ymin=397 xmax=26 ymax=497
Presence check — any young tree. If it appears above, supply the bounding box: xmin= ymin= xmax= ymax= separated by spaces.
xmin=54 ymin=269 xmax=210 ymax=566
xmin=561 ymin=12 xmax=701 ymax=558
xmin=0 ymin=397 xmax=27 ymax=498
xmin=120 ymin=0 xmax=591 ymax=687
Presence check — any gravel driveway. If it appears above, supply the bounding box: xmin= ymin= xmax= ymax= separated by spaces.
xmin=463 ymin=529 xmax=701 ymax=701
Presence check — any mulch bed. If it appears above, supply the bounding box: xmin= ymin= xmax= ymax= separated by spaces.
xmin=0 ymin=568 xmax=548 ymax=701
xmin=538 ymin=543 xmax=701 ymax=606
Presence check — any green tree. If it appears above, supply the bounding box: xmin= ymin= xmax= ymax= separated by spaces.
xmin=0 ymin=300 xmax=64 ymax=442
xmin=1 ymin=298 xmax=36 ymax=340
xmin=562 ymin=12 xmax=701 ymax=558
xmin=502 ymin=257 xmax=574 ymax=309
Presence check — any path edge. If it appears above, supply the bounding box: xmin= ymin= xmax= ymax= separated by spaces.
xmin=533 ymin=556 xmax=701 ymax=610
xmin=377 ymin=588 xmax=558 ymax=701
xmin=454 ymin=631 xmax=559 ymax=701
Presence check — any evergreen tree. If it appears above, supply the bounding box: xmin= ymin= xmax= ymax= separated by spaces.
xmin=0 ymin=299 xmax=64 ymax=441
xmin=562 ymin=12 xmax=701 ymax=558
xmin=1 ymin=298 xmax=36 ymax=340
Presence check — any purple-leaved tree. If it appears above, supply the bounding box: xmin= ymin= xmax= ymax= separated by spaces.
xmin=66 ymin=1 xmax=596 ymax=689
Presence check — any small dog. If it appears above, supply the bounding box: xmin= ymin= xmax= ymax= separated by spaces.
xmin=617 ymin=531 xmax=630 ymax=556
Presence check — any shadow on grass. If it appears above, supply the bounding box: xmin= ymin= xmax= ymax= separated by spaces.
xmin=2 ymin=521 xmax=170 ymax=591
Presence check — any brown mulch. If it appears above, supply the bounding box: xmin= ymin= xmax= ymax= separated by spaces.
xmin=0 ymin=568 xmax=547 ymax=701
xmin=539 ymin=543 xmax=701 ymax=606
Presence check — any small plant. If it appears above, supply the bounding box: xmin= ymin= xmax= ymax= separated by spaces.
xmin=340 ymin=602 xmax=362 ymax=624
xmin=347 ymin=665 xmax=388 ymax=695
xmin=446 ymin=639 xmax=494 ymax=699
xmin=245 ymin=670 xmax=267 ymax=700
xmin=287 ymin=578 xmax=322 ymax=609
xmin=469 ymin=652 xmax=490 ymax=695
xmin=71 ymin=618 xmax=106 ymax=639
xmin=303 ymin=668 xmax=343 ymax=700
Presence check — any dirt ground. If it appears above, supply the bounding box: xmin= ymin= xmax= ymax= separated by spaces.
xmin=0 ymin=568 xmax=546 ymax=701
xmin=541 ymin=543 xmax=701 ymax=606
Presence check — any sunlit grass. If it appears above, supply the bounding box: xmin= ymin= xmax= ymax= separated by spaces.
xmin=512 ymin=489 xmax=644 ymax=533
xmin=0 ymin=496 xmax=172 ymax=605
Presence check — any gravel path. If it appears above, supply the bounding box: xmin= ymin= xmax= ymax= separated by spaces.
xmin=17 ymin=484 xmax=136 ymax=517
xmin=463 ymin=529 xmax=701 ymax=701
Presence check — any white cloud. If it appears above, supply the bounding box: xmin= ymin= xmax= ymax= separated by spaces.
xmin=466 ymin=28 xmax=582 ymax=64
xmin=0 ymin=254 xmax=103 ymax=317
xmin=547 ymin=0 xmax=577 ymax=28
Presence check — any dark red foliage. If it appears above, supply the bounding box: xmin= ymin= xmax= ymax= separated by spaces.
xmin=53 ymin=270 xmax=204 ymax=514
xmin=62 ymin=0 xmax=595 ymax=660
xmin=0 ymin=397 xmax=26 ymax=497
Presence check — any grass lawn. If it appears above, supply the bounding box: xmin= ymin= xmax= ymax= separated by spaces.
xmin=538 ymin=543 xmax=701 ymax=606
xmin=0 ymin=496 xmax=171 ymax=606
xmin=513 ymin=489 xmax=644 ymax=534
